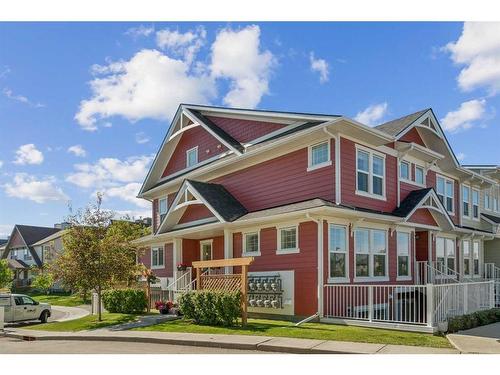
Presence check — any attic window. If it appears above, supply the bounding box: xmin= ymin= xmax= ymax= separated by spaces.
xmin=186 ymin=147 xmax=198 ymax=168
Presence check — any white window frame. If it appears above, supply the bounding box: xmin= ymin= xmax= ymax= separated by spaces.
xmin=355 ymin=145 xmax=386 ymax=200
xmin=436 ymin=237 xmax=456 ymax=275
xmin=328 ymin=224 xmax=349 ymax=283
xmin=277 ymin=225 xmax=300 ymax=254
xmin=415 ymin=165 xmax=425 ymax=186
xmin=396 ymin=231 xmax=412 ymax=280
xmin=436 ymin=175 xmax=454 ymax=214
xmin=462 ymin=185 xmax=471 ymax=219
xmin=151 ymin=245 xmax=165 ymax=269
xmin=242 ymin=231 xmax=261 ymax=256
xmin=472 ymin=240 xmax=481 ymax=277
xmin=186 ymin=146 xmax=198 ymax=168
xmin=462 ymin=239 xmax=472 ymax=277
xmin=307 ymin=140 xmax=332 ymax=171
xmin=472 ymin=188 xmax=480 ymax=221
xmin=399 ymin=160 xmax=410 ymax=182
xmin=200 ymin=239 xmax=213 ymax=261
xmin=158 ymin=197 xmax=168 ymax=223
xmin=354 ymin=228 xmax=389 ymax=282
xmin=485 ymin=191 xmax=491 ymax=211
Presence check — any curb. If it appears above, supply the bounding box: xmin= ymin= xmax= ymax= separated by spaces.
xmin=445 ymin=335 xmax=464 ymax=354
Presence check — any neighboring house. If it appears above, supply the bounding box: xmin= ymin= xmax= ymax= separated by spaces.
xmin=133 ymin=104 xmax=500 ymax=328
xmin=1 ymin=225 xmax=61 ymax=287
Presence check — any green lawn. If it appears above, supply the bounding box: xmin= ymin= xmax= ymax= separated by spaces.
xmin=27 ymin=292 xmax=88 ymax=307
xmin=24 ymin=313 xmax=138 ymax=332
xmin=134 ymin=318 xmax=452 ymax=348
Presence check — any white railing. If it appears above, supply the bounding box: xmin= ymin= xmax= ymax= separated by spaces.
xmin=432 ymin=281 xmax=495 ymax=323
xmin=484 ymin=263 xmax=500 ymax=280
xmin=494 ymin=281 xmax=500 ymax=308
xmin=323 ymin=284 xmax=429 ymax=326
xmin=324 ymin=280 xmax=495 ymax=330
xmin=415 ymin=261 xmax=459 ymax=285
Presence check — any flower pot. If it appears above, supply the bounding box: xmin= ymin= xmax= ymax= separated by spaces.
xmin=159 ymin=308 xmax=170 ymax=315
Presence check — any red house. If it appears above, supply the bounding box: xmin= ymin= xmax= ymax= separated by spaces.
xmin=135 ymin=104 xmax=500 ymax=331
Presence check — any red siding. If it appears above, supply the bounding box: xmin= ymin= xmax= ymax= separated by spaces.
xmin=400 ymin=128 xmax=425 ymax=147
xmin=138 ymin=243 xmax=173 ymax=277
xmin=408 ymin=208 xmax=438 ymax=227
xmin=178 ymin=205 xmax=215 ymax=224
xmin=181 ymin=236 xmax=224 ymax=265
xmin=415 ymin=231 xmax=429 ymax=261
xmin=400 ymin=181 xmax=418 ymax=203
xmin=212 ymin=140 xmax=335 ymax=211
xmin=206 ymin=116 xmax=286 ymax=144
xmin=340 ymin=137 xmax=397 ymax=212
xmin=233 ymin=221 xmax=318 ymax=317
xmin=162 ymin=126 xmax=228 ymax=178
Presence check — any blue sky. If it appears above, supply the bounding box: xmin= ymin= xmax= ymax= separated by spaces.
xmin=1 ymin=22 xmax=499 ymax=237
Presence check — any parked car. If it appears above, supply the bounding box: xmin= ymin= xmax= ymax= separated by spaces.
xmin=0 ymin=293 xmax=51 ymax=323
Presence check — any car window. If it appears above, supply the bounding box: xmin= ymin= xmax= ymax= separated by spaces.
xmin=21 ymin=296 xmax=35 ymax=305
xmin=14 ymin=297 xmax=23 ymax=305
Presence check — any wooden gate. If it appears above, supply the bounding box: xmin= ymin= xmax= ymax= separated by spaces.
xmin=192 ymin=257 xmax=254 ymax=324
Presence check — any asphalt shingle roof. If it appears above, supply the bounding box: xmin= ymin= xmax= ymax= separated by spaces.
xmin=375 ymin=109 xmax=429 ymax=136
xmin=482 ymin=213 xmax=500 ymax=224
xmin=16 ymin=225 xmax=61 ymax=246
xmin=392 ymin=188 xmax=433 ymax=217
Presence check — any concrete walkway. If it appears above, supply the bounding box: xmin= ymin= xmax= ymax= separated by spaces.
xmin=1 ymin=328 xmax=458 ymax=354
xmin=447 ymin=322 xmax=500 ymax=354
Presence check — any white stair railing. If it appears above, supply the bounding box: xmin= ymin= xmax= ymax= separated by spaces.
xmin=484 ymin=263 xmax=500 ymax=280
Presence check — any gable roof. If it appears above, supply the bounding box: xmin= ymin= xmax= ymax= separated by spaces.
xmin=481 ymin=213 xmax=500 ymax=225
xmin=375 ymin=109 xmax=430 ymax=137
xmin=392 ymin=188 xmax=434 ymax=217
xmin=31 ymin=229 xmax=68 ymax=247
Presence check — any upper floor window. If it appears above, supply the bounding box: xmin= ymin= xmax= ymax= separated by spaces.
xmin=495 ymin=196 xmax=499 ymax=212
xmin=329 ymin=224 xmax=348 ymax=279
xmin=354 ymin=228 xmax=387 ymax=279
xmin=151 ymin=246 xmax=164 ymax=269
xmin=399 ymin=161 xmax=410 ymax=181
xmin=158 ymin=197 xmax=168 ymax=223
xmin=462 ymin=185 xmax=470 ymax=217
xmin=472 ymin=189 xmax=480 ymax=219
xmin=436 ymin=175 xmax=454 ymax=213
xmin=415 ymin=166 xmax=425 ymax=185
xmin=24 ymin=249 xmax=32 ymax=261
xmin=186 ymin=146 xmax=198 ymax=168
xmin=356 ymin=148 xmax=385 ymax=198
xmin=277 ymin=225 xmax=299 ymax=254
xmin=485 ymin=192 xmax=491 ymax=210
xmin=308 ymin=141 xmax=331 ymax=170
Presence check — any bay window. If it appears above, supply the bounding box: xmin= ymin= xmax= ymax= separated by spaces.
xmin=397 ymin=232 xmax=410 ymax=278
xmin=329 ymin=225 xmax=347 ymax=279
xmin=472 ymin=189 xmax=479 ymax=219
xmin=462 ymin=185 xmax=470 ymax=217
xmin=356 ymin=147 xmax=385 ymax=198
xmin=437 ymin=176 xmax=454 ymax=213
xmin=355 ymin=228 xmax=387 ymax=279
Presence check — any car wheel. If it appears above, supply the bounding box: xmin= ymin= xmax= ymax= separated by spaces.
xmin=39 ymin=310 xmax=49 ymax=323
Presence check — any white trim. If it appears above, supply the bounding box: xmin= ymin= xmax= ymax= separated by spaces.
xmin=436 ymin=174 xmax=455 ymax=215
xmin=462 ymin=184 xmax=471 ymax=219
xmin=186 ymin=146 xmax=199 ymax=168
xmin=399 ymin=160 xmax=411 ymax=182
xmin=242 ymin=230 xmax=261 ymax=257
xmin=396 ymin=231 xmax=411 ymax=279
xmin=472 ymin=188 xmax=480 ymax=221
xmin=151 ymin=245 xmax=165 ymax=269
xmin=335 ymin=135 xmax=341 ymax=204
xmin=355 ymin=144 xmax=386 ymax=200
xmin=353 ymin=227 xmax=389 ymax=280
xmin=199 ymin=239 xmax=213 ymax=261
xmin=307 ymin=140 xmax=332 ymax=171
xmin=327 ymin=223 xmax=349 ymax=282
xmin=276 ymin=225 xmax=300 ymax=254
xmin=171 ymin=217 xmax=218 ymax=230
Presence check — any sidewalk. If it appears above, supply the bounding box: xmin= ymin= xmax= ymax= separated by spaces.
xmin=1 ymin=327 xmax=458 ymax=354
xmin=447 ymin=322 xmax=500 ymax=354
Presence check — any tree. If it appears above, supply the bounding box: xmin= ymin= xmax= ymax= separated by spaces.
xmin=0 ymin=259 xmax=14 ymax=290
xmin=31 ymin=270 xmax=54 ymax=295
xmin=51 ymin=194 xmax=144 ymax=321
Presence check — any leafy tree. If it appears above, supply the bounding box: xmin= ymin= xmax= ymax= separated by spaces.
xmin=51 ymin=194 xmax=144 ymax=321
xmin=0 ymin=259 xmax=14 ymax=290
xmin=31 ymin=270 xmax=54 ymax=295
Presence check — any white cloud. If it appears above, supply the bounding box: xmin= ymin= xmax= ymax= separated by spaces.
xmin=113 ymin=209 xmax=151 ymax=220
xmin=440 ymin=99 xmax=486 ymax=133
xmin=354 ymin=102 xmax=389 ymax=126
xmin=3 ymin=173 xmax=69 ymax=203
xmin=13 ymin=143 xmax=44 ymax=165
xmin=104 ymin=182 xmax=150 ymax=209
xmin=3 ymin=87 xmax=44 ymax=108
xmin=0 ymin=160 xmax=3 ymax=168
xmin=445 ymin=22 xmax=500 ymax=94
xmin=156 ymin=26 xmax=206 ymax=65
xmin=66 ymin=155 xmax=153 ymax=189
xmin=75 ymin=49 xmax=215 ymax=131
xmin=210 ymin=25 xmax=276 ymax=108
xmin=135 ymin=132 xmax=150 ymax=144
xmin=456 ymin=152 xmax=466 ymax=162
xmin=67 ymin=145 xmax=87 ymax=157
xmin=0 ymin=224 xmax=13 ymax=237
xmin=125 ymin=25 xmax=154 ymax=39
xmin=309 ymin=52 xmax=329 ymax=83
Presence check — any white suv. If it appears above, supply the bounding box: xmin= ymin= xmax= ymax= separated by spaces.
xmin=0 ymin=294 xmax=51 ymax=323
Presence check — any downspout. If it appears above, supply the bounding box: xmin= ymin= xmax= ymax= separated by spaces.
xmin=323 ymin=128 xmax=340 ymax=205
xmin=306 ymin=213 xmax=323 ymax=323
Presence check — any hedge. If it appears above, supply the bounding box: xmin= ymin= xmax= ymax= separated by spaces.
xmin=102 ymin=288 xmax=148 ymax=314
xmin=447 ymin=308 xmax=500 ymax=333
xmin=178 ymin=290 xmax=242 ymax=327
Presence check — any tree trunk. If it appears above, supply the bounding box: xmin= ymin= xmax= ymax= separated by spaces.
xmin=97 ymin=286 xmax=102 ymax=321
xmin=146 ymin=282 xmax=151 ymax=313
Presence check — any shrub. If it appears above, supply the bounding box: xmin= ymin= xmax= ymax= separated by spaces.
xmin=178 ymin=290 xmax=242 ymax=326
xmin=31 ymin=272 xmax=54 ymax=295
xmin=102 ymin=288 xmax=147 ymax=314
xmin=447 ymin=308 xmax=500 ymax=333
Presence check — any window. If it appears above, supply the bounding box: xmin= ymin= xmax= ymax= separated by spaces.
xmin=24 ymin=249 xmax=32 ymax=261
xmin=243 ymin=232 xmax=259 ymax=255
xmin=355 ymin=228 xmax=387 ymax=279
xmin=463 ymin=240 xmax=471 ymax=277
xmin=495 ymin=197 xmax=499 ymax=212
xmin=356 ymin=148 xmax=385 ymax=198
xmin=151 ymin=246 xmax=164 ymax=268
xmin=436 ymin=237 xmax=455 ymax=275
xmin=308 ymin=141 xmax=331 ymax=170
xmin=473 ymin=241 xmax=480 ymax=276
xmin=278 ymin=226 xmax=298 ymax=253
xmin=462 ymin=185 xmax=470 ymax=217
xmin=397 ymin=232 xmax=410 ymax=278
xmin=415 ymin=166 xmax=425 ymax=185
xmin=329 ymin=225 xmax=347 ymax=279
xmin=159 ymin=197 xmax=168 ymax=223
xmin=472 ymin=189 xmax=479 ymax=219
xmin=186 ymin=147 xmax=198 ymax=168
xmin=200 ymin=240 xmax=212 ymax=261
xmin=485 ymin=192 xmax=491 ymax=210
xmin=437 ymin=176 xmax=454 ymax=213
xmin=400 ymin=161 xmax=410 ymax=181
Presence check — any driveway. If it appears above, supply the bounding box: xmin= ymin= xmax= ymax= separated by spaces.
xmin=5 ymin=305 xmax=89 ymax=329
xmin=447 ymin=322 xmax=500 ymax=353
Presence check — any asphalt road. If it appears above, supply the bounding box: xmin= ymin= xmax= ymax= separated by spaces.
xmin=0 ymin=337 xmax=266 ymax=354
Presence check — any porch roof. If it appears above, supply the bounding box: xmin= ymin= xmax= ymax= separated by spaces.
xmin=7 ymin=258 xmax=29 ymax=269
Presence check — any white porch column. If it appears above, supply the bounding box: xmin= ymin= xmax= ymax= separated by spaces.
xmin=172 ymin=238 xmax=182 ymax=277
xmin=224 ymin=229 xmax=233 ymax=274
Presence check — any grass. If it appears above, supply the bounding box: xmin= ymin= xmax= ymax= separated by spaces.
xmin=134 ymin=318 xmax=452 ymax=348
xmin=27 ymin=291 xmax=89 ymax=307
xmin=24 ymin=313 xmax=138 ymax=332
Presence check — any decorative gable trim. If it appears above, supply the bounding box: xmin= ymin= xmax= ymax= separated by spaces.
xmin=400 ymin=189 xmax=455 ymax=230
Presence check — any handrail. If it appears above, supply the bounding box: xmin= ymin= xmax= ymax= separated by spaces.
xmin=180 ymin=268 xmax=209 ymax=292
xmin=165 ymin=267 xmax=192 ymax=291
